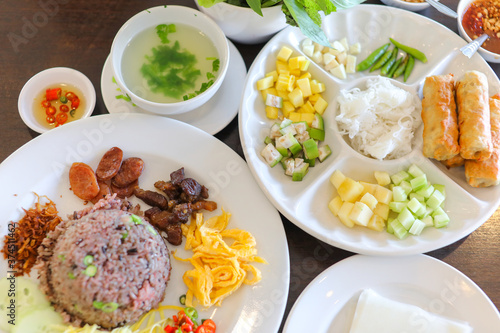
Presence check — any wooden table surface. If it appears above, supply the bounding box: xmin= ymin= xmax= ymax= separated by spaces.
xmin=0 ymin=0 xmax=499 ymax=331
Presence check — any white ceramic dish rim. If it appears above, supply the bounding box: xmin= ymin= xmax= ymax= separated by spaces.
xmin=109 ymin=5 xmax=230 ymax=115
xmin=282 ymin=254 xmax=500 ymax=332
xmin=381 ymin=0 xmax=430 ymax=11
xmin=101 ymin=40 xmax=246 ymax=135
xmin=0 ymin=113 xmax=289 ymax=333
xmin=238 ymin=4 xmax=500 ymax=256
xmin=18 ymin=67 xmax=96 ymax=134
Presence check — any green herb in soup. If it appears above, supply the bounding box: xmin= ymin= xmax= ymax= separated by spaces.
xmin=121 ymin=23 xmax=220 ymax=103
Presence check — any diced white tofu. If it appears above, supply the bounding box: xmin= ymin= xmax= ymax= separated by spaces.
xmin=330 ymin=64 xmax=347 ymax=79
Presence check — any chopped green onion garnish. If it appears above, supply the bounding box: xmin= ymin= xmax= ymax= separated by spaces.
xmin=122 ymin=232 xmax=128 ymax=240
xmin=58 ymin=254 xmax=65 ymax=261
xmin=130 ymin=214 xmax=143 ymax=225
xmin=101 ymin=302 xmax=119 ymax=313
xmin=68 ymin=272 xmax=76 ymax=279
xmin=147 ymin=225 xmax=158 ymax=235
xmin=93 ymin=301 xmax=104 ymax=309
xmin=84 ymin=264 xmax=97 ymax=277
xmin=83 ymin=255 xmax=94 ymax=266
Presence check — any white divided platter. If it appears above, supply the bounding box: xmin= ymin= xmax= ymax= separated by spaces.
xmin=239 ymin=4 xmax=500 ymax=255
xmin=0 ymin=114 xmax=289 ymax=333
xmin=283 ymin=255 xmax=500 ymax=332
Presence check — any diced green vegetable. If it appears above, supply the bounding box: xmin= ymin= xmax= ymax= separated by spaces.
xmin=303 ymin=139 xmax=319 ymax=159
xmin=280 ymin=123 xmax=297 ymax=136
xmin=390 ymin=219 xmax=408 ymax=239
xmin=427 ymin=189 xmax=445 ymax=209
xmin=308 ymin=128 xmax=325 ymax=141
xmin=433 ymin=213 xmax=450 ymax=228
xmin=101 ymin=302 xmax=119 ymax=313
xmin=399 ymin=180 xmax=412 ymax=195
xmin=261 ymin=143 xmax=283 ymax=167
xmin=312 ymin=113 xmax=324 ymax=130
xmin=293 ymin=121 xmax=309 ymax=134
xmin=275 ymin=139 xmax=289 ymax=157
xmin=83 ymin=255 xmax=94 ymax=266
xmin=410 ymin=174 xmax=427 ymax=191
xmin=407 ymin=197 xmax=423 ymax=214
xmin=389 ymin=201 xmax=407 ymax=213
xmin=409 ymin=219 xmax=425 ymax=235
xmin=408 ymin=164 xmax=424 ymax=178
xmin=84 ymin=264 xmax=97 ymax=277
xmin=292 ymin=160 xmax=309 ymax=181
xmin=391 ymin=170 xmax=410 ymax=185
xmin=264 ymin=136 xmax=274 ymax=145
xmin=398 ymin=207 xmax=415 ymax=230
xmin=318 ymin=145 xmax=332 ymax=162
xmin=130 ymin=214 xmax=142 ymax=225
xmin=392 ymin=186 xmax=407 ymax=202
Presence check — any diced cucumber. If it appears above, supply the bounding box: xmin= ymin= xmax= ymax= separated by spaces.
xmin=280 ymin=118 xmax=293 ymax=129
xmin=261 ymin=143 xmax=283 ymax=167
xmin=399 ymin=180 xmax=412 ymax=195
xmin=390 ymin=219 xmax=408 ymax=239
xmin=427 ymin=189 xmax=445 ymax=210
xmin=397 ymin=207 xmax=415 ymax=230
xmin=295 ymin=131 xmax=310 ymax=144
xmin=312 ymin=113 xmax=324 ymax=130
xmin=389 ymin=201 xmax=407 ymax=213
xmin=421 ymin=215 xmax=434 ymax=227
xmin=386 ymin=217 xmax=395 ymax=234
xmin=433 ymin=213 xmax=450 ymax=228
xmin=409 ymin=219 xmax=426 ymax=236
xmin=304 ymin=158 xmax=316 ymax=167
xmin=275 ymin=139 xmax=289 ymax=157
xmin=410 ymin=174 xmax=427 ymax=191
xmin=407 ymin=197 xmax=423 ymax=214
xmin=293 ymin=121 xmax=309 ymax=134
xmin=416 ymin=184 xmax=435 ymax=199
xmin=409 ymin=192 xmax=425 ymax=203
xmin=392 ymin=186 xmax=407 ymax=202
xmin=318 ymin=145 xmax=332 ymax=162
xmin=292 ymin=159 xmax=309 ymax=181
xmin=277 ymin=132 xmax=297 ymax=149
xmin=408 ymin=164 xmax=424 ymax=178
xmin=303 ymin=139 xmax=319 ymax=160
xmin=12 ymin=306 xmax=64 ymax=333
xmin=431 ymin=206 xmax=446 ymax=217
xmin=391 ymin=170 xmax=410 ymax=185
xmin=433 ymin=184 xmax=446 ymax=196
xmin=307 ymin=128 xmax=325 ymax=141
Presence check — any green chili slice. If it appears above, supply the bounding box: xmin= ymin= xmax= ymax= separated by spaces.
xmin=130 ymin=214 xmax=143 ymax=225
xmin=93 ymin=301 xmax=104 ymax=309
xmin=179 ymin=294 xmax=186 ymax=306
xmin=83 ymin=255 xmax=94 ymax=266
xmin=185 ymin=306 xmax=198 ymax=320
xmin=101 ymin=302 xmax=119 ymax=313
xmin=84 ymin=264 xmax=97 ymax=277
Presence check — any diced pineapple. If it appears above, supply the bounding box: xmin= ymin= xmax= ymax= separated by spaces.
xmin=282 ymin=101 xmax=295 ymax=118
xmin=339 ymin=37 xmax=349 ymax=52
xmin=330 ymin=64 xmax=346 ymax=79
xmin=265 ymin=106 xmax=279 ymax=119
xmin=313 ymin=42 xmax=324 ymax=53
xmin=290 ymin=69 xmax=301 ymax=77
xmin=374 ymin=185 xmax=393 ymax=205
xmin=299 ymin=72 xmax=312 ymax=80
xmin=302 ymin=38 xmax=313 ymax=47
xmin=256 ymin=76 xmax=274 ymax=90
xmin=328 ymin=196 xmax=344 ymax=217
xmin=277 ymin=46 xmax=293 ymax=62
xmin=337 ymin=178 xmax=364 ymax=202
xmin=336 ymin=52 xmax=347 ymax=65
xmin=360 ymin=192 xmax=378 ymax=211
xmin=359 ymin=181 xmax=377 ymax=196
xmin=367 ymin=214 xmax=385 ymax=232
xmin=299 ymin=58 xmax=310 ymax=71
xmin=288 ymin=88 xmax=304 ymax=108
xmin=299 ymin=101 xmax=315 ymax=114
xmin=330 ymin=170 xmax=346 ymax=189
xmin=312 ymin=51 xmax=323 ymax=64
xmin=288 ymin=56 xmax=301 ymax=70
xmin=374 ymin=171 xmax=391 ymax=186
xmin=276 ymin=89 xmax=289 ymax=101
xmin=346 ymin=55 xmax=357 ymax=74
xmin=288 ymin=112 xmax=301 ymax=122
xmin=373 ymin=202 xmax=390 ymax=220
xmin=276 ymin=60 xmax=289 ymax=74
xmin=287 ymin=75 xmax=296 ymax=92
xmin=265 ymin=70 xmax=278 ymax=82
xmin=337 ymin=201 xmax=355 ymax=228
xmin=328 ymin=48 xmax=342 ymax=57
xmin=323 ymin=53 xmax=336 ymax=66
xmin=275 ymin=73 xmax=291 ymax=91
xmin=310 ymin=80 xmax=325 ymax=94
xmin=296 ymin=78 xmax=312 ymax=98
xmin=325 ymin=58 xmax=340 ymax=71
xmin=308 ymin=94 xmax=321 ymax=103
xmin=300 ymin=113 xmax=315 ymax=125
xmin=331 ymin=40 xmax=346 ymax=52
xmin=349 ymin=202 xmax=373 ymax=227
xmin=313 ymin=97 xmax=328 ymax=115
xmin=261 ymin=87 xmax=278 ymax=101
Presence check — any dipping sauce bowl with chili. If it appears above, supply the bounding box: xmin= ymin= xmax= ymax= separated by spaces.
xmin=18 ymin=67 xmax=96 ymax=133
xmin=458 ymin=0 xmax=500 ymax=62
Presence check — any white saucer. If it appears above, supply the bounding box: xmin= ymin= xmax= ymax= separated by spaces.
xmin=100 ymin=40 xmax=246 ymax=135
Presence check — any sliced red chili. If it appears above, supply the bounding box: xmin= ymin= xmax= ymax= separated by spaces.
xmin=202 ymin=319 xmax=216 ymax=330
xmin=164 ymin=325 xmax=177 ymax=333
xmin=60 ymin=105 xmax=69 ymax=112
xmin=65 ymin=91 xmax=76 ymax=101
xmin=180 ymin=323 xmax=193 ymax=333
xmin=46 ymin=88 xmax=61 ymax=101
xmin=45 ymin=106 xmax=56 ymax=116
xmin=56 ymin=112 xmax=68 ymax=124
xmin=46 ymin=115 xmax=55 ymax=124
xmin=41 ymin=100 xmax=51 ymax=108
xmin=71 ymin=97 xmax=80 ymax=109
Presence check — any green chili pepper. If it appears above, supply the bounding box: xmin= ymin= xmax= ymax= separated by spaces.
xmin=356 ymin=43 xmax=390 ymax=72
xmin=84 ymin=264 xmax=97 ymax=277
xmin=404 ymin=55 xmax=415 ymax=82
xmin=184 ymin=306 xmax=198 ymax=321
xmin=380 ymin=48 xmax=398 ymax=76
xmin=393 ymin=55 xmax=409 ymax=78
xmin=101 ymin=302 xmax=119 ymax=313
xmin=370 ymin=48 xmax=393 ymax=72
xmin=388 ymin=57 xmax=402 ymax=78
xmin=83 ymin=255 xmax=94 ymax=266
xmin=389 ymin=38 xmax=427 ymax=63
xmin=179 ymin=294 xmax=187 ymax=306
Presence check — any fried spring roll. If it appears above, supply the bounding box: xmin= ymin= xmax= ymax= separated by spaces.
xmin=421 ymin=74 xmax=460 ymax=160
xmin=441 ymin=154 xmax=465 ymax=169
xmin=465 ymin=96 xmax=500 ymax=187
xmin=456 ymin=70 xmax=492 ymax=161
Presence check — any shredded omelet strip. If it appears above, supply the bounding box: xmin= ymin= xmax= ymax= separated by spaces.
xmin=175 ymin=209 xmax=267 ymax=307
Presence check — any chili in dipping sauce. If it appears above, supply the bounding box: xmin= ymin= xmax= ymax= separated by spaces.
xmin=462 ymin=0 xmax=500 ymax=54
xmin=33 ymin=83 xmax=86 ymax=129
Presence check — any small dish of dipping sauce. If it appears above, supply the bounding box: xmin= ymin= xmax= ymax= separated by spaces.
xmin=18 ymin=67 xmax=96 ymax=133
xmin=461 ymin=0 xmax=500 ymax=53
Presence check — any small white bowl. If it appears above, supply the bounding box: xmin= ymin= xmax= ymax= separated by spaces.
xmin=380 ymin=0 xmax=430 ymax=12
xmin=195 ymin=1 xmax=288 ymax=44
xmin=457 ymin=0 xmax=500 ymax=63
xmin=110 ymin=6 xmax=230 ymax=115
xmin=18 ymin=67 xmax=96 ymax=134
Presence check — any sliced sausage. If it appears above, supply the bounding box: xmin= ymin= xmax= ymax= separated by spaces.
xmin=112 ymin=157 xmax=144 ymax=187
xmin=69 ymin=162 xmax=100 ymax=201
xmin=96 ymin=147 xmax=123 ymax=180
xmin=111 ymin=179 xmax=139 ymax=199
xmin=90 ymin=180 xmax=113 ymax=204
